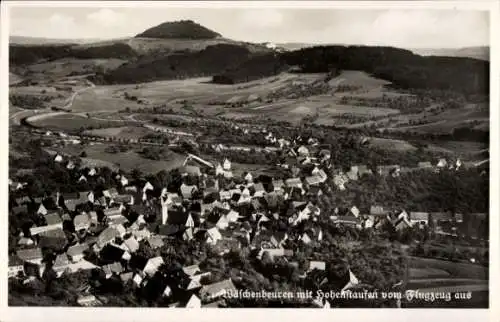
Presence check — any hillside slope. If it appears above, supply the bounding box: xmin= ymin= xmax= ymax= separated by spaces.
xmin=91 ymin=43 xmax=254 ymax=84
xmin=411 ymin=46 xmax=489 ymax=61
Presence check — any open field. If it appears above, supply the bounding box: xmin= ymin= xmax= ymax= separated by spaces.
xmin=329 ymin=70 xmax=391 ymax=89
xmin=29 ymin=113 xmax=127 ymax=131
xmin=366 ymin=137 xmax=418 ymax=152
xmin=26 ymin=58 xmax=127 ymax=78
xmin=408 ymin=256 xmax=488 ymax=280
xmin=409 ymin=268 xmax=450 ymax=279
xmin=9 ymin=73 xmax=23 ymax=85
xmin=59 ymin=142 xmax=186 ymax=173
xmin=83 ymin=126 xmax=155 ymax=140
xmin=426 ymin=141 xmax=489 ymax=156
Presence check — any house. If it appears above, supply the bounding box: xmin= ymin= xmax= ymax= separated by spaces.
xmin=357 ymin=165 xmax=373 ymax=177
xmin=304 ymin=175 xmax=323 ymax=187
xmin=74 ymin=213 xmax=92 ymax=231
xmin=77 ymin=295 xmax=102 ymax=307
xmin=9 ymin=255 xmax=24 ymax=278
xmin=183 ymin=264 xmax=201 ymax=277
xmin=418 ymin=161 xmax=433 ymax=169
xmin=331 ymin=215 xmax=361 ymax=229
xmin=120 ymin=175 xmax=129 ymax=187
xmin=333 ymin=175 xmax=346 ymax=191
xmin=96 ymin=227 xmax=120 ymax=249
xmin=214 ymin=238 xmax=241 ymax=255
xmin=285 ymin=178 xmax=303 ymax=189
xmin=143 ymin=181 xmax=154 ymax=192
xmin=377 ymin=165 xmax=401 ymax=177
xmin=53 ymin=253 xmax=71 ymax=276
xmin=199 ymin=279 xmax=237 ymax=302
xmin=37 ymin=203 xmax=48 ymax=216
xmin=350 ymin=206 xmax=360 ymax=218
xmin=132 ymin=227 xmax=151 ymax=241
xmin=185 ymin=294 xmax=202 ymax=308
xmin=252 ymin=183 xmax=266 ymax=197
xmin=394 ymin=217 xmax=413 ymax=231
xmin=215 ymin=163 xmax=224 ymax=176
xmin=78 ymin=175 xmax=87 ymax=183
xmin=223 ymin=159 xmax=231 ymax=171
xmin=143 ymin=257 xmax=164 ymax=277
xmin=123 ymin=236 xmax=140 ymax=253
xmin=181 ymin=165 xmax=202 ymax=177
xmin=244 ymin=172 xmax=253 ymax=183
xmin=301 ymin=233 xmax=312 ymax=245
xmin=319 ymin=149 xmax=331 ymax=161
xmin=297 ymin=146 xmax=309 ymax=156
xmin=66 ymin=161 xmax=75 ymax=170
xmin=347 ymin=166 xmax=359 ymax=181
xmin=102 ymin=262 xmax=124 ymax=279
xmin=54 ymin=154 xmax=63 ymax=163
xmin=437 ymin=158 xmax=448 ymax=168
xmin=165 ymin=209 xmax=195 ymax=228
xmin=257 ymin=248 xmax=293 ymax=260
xmin=308 ymin=261 xmax=326 ymax=272
xmin=147 ymin=235 xmax=165 ymax=249
xmin=410 ymin=212 xmax=429 ymax=226
xmin=88 ymin=168 xmax=97 ymax=176
xmin=120 ymin=272 xmax=134 ymax=283
xmin=67 ymin=243 xmax=88 ymax=263
xmin=206 ymin=227 xmax=223 ymax=245
xmin=272 ymin=179 xmax=285 ymax=192
xmin=370 ymin=206 xmax=387 ymax=216
xmin=341 ymin=269 xmax=360 ymax=292
xmin=133 ymin=273 xmax=144 ymax=287
xmin=39 ymin=228 xmax=67 ymax=251
xmin=181 ymin=183 xmax=198 ymax=199
xmin=30 ymin=213 xmax=63 ymax=235
xmin=103 ymin=188 xmax=119 ymax=199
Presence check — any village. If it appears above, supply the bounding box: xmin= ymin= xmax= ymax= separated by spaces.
xmin=8 ymin=120 xmax=489 ymax=308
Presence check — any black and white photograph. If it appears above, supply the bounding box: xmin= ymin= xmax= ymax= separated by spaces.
xmin=2 ymin=0 xmax=497 ymax=316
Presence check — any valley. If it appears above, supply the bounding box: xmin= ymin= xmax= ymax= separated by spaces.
xmin=8 ymin=18 xmax=490 ymax=309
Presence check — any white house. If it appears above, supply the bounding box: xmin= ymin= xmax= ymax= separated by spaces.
xmin=223 ymin=159 xmax=231 ymax=171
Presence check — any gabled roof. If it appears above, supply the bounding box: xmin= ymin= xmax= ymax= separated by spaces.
xmin=129 ymin=254 xmax=148 ymax=271
xmin=44 ymin=212 xmax=62 ymax=226
xmin=182 ymin=264 xmax=201 ymax=277
xmin=97 ymin=227 xmax=119 ymax=247
xmin=308 ymin=261 xmax=326 ymax=271
xmin=200 ymin=279 xmax=237 ymax=299
xmin=53 ymin=253 xmax=70 ymax=268
xmin=158 ymin=224 xmax=181 ymax=236
xmin=410 ymin=212 xmax=429 ymax=221
xmin=67 ymin=243 xmax=89 ymax=257
xmin=147 ymin=235 xmax=165 ymax=249
xmin=103 ymin=262 xmax=124 ymax=275
xmin=74 ymin=213 xmax=92 ymax=229
xmin=17 ymin=247 xmax=43 ymax=262
xmin=9 ymin=255 xmax=24 ymax=266
xmin=285 ymin=178 xmax=302 ymax=187
xmin=305 ymin=175 xmax=322 ymax=186
xmin=370 ymin=205 xmax=386 ymax=216
xmin=144 ymin=256 xmax=164 ymax=276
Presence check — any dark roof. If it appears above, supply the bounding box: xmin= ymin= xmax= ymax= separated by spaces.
xmin=45 ymin=213 xmax=62 ymax=225
xmin=158 ymin=224 xmax=181 ymax=236
xmin=9 ymin=255 xmax=24 ymax=266
xmin=129 ymin=254 xmax=148 ymax=271
xmin=167 ymin=210 xmax=190 ymax=226
xmin=100 ymin=244 xmax=125 ymax=263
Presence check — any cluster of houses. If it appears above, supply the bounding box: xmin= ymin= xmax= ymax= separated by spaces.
xmin=8 ymin=126 xmax=487 ymax=307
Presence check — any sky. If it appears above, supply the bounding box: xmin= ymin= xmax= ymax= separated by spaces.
xmin=9 ymin=6 xmax=490 ymax=48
